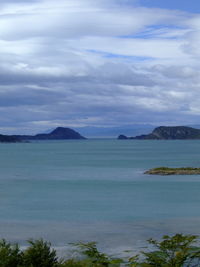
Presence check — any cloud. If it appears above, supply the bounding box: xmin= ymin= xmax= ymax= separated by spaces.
xmin=0 ymin=0 xmax=199 ymax=133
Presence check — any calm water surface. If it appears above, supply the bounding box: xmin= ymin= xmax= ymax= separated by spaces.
xmin=0 ymin=139 xmax=200 ymax=252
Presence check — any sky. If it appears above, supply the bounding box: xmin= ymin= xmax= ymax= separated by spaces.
xmin=1 ymin=0 xmax=200 ymax=134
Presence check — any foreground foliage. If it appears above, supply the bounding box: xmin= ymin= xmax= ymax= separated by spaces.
xmin=1 ymin=234 xmax=200 ymax=266
xmin=128 ymin=234 xmax=200 ymax=267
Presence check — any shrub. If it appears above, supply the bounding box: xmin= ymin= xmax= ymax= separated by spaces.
xmin=0 ymin=234 xmax=199 ymax=266
xmin=70 ymin=242 xmax=123 ymax=267
xmin=128 ymin=233 xmax=200 ymax=267
xmin=0 ymin=239 xmax=23 ymax=267
xmin=23 ymin=239 xmax=58 ymax=267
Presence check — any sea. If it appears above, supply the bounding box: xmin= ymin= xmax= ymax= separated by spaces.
xmin=0 ymin=139 xmax=200 ymax=256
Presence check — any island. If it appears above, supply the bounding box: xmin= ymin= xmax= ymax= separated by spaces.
xmin=118 ymin=126 xmax=200 ymax=140
xmin=0 ymin=127 xmax=86 ymax=143
xmin=0 ymin=134 xmax=20 ymax=143
xmin=14 ymin=127 xmax=86 ymax=141
xmin=145 ymin=167 xmax=200 ymax=175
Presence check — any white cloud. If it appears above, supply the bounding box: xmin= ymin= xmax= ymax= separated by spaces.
xmin=0 ymin=0 xmax=200 ymax=133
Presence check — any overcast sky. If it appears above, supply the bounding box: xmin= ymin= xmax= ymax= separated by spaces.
xmin=1 ymin=0 xmax=200 ymax=134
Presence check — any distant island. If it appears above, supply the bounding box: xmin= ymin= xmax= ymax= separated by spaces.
xmin=145 ymin=167 xmax=200 ymax=175
xmin=118 ymin=126 xmax=200 ymax=140
xmin=0 ymin=127 xmax=86 ymax=143
xmin=0 ymin=134 xmax=20 ymax=143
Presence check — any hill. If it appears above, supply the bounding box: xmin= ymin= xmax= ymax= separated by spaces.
xmin=118 ymin=126 xmax=200 ymax=140
xmin=14 ymin=127 xmax=86 ymax=140
xmin=0 ymin=134 xmax=20 ymax=143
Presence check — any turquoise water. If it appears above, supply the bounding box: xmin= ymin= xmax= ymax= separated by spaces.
xmin=0 ymin=139 xmax=200 ymax=251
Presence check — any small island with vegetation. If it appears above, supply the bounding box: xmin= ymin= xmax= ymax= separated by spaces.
xmin=0 ymin=127 xmax=86 ymax=143
xmin=145 ymin=167 xmax=200 ymax=175
xmin=118 ymin=126 xmax=200 ymax=140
